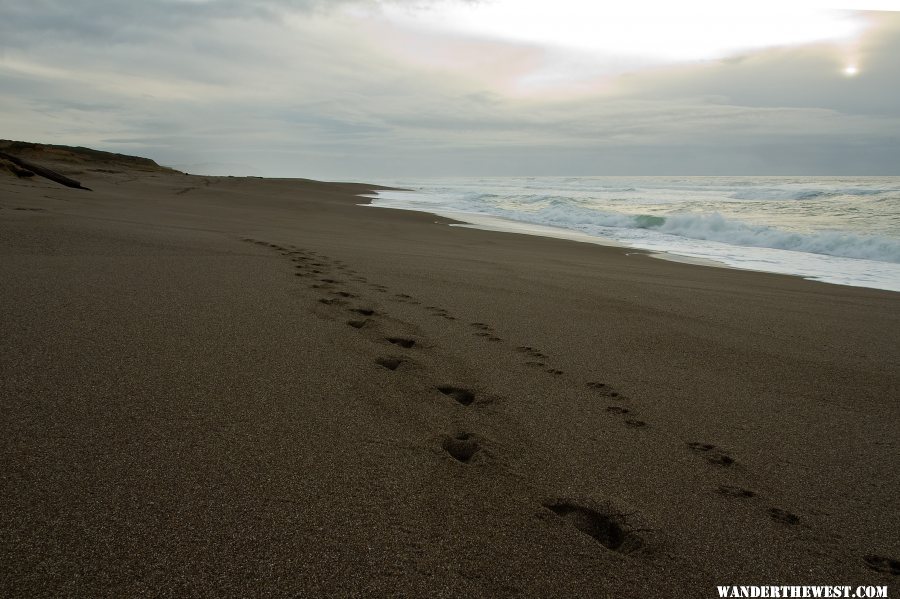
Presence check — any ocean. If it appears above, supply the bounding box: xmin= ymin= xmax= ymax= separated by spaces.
xmin=367 ymin=176 xmax=900 ymax=293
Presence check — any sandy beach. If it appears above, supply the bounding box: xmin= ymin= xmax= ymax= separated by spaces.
xmin=1 ymin=144 xmax=898 ymax=597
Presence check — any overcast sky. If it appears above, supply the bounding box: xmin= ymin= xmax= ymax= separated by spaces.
xmin=1 ymin=1 xmax=899 ymax=178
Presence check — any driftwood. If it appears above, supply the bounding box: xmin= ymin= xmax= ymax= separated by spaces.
xmin=0 ymin=151 xmax=91 ymax=190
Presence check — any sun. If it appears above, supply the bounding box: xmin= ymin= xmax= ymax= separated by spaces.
xmin=843 ymin=64 xmax=859 ymax=76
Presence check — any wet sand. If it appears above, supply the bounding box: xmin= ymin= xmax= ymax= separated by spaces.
xmin=1 ymin=146 xmax=898 ymax=597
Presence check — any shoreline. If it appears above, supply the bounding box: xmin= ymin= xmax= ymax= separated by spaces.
xmin=363 ymin=199 xmax=753 ymax=273
xmin=2 ymin=161 xmax=898 ymax=596
xmin=364 ymin=188 xmax=900 ymax=294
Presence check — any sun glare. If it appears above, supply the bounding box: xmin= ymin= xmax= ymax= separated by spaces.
xmin=843 ymin=64 xmax=860 ymax=76
xmin=380 ymin=1 xmax=870 ymax=64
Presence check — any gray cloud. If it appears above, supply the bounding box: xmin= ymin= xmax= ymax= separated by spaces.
xmin=0 ymin=2 xmax=898 ymax=177
xmin=0 ymin=0 xmax=478 ymax=44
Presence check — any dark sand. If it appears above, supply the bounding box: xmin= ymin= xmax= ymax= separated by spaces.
xmin=1 ymin=145 xmax=898 ymax=597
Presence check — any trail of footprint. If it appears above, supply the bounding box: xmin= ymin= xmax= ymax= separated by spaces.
xmin=425 ymin=306 xmax=457 ymax=321
xmin=516 ymin=346 xmax=569 ymax=378
xmin=249 ymin=240 xmax=568 ymax=493
xmin=254 ymin=238 xmax=667 ymax=528
xmin=472 ymin=331 xmax=503 ymax=342
xmin=260 ymin=241 xmax=637 ymax=428
xmin=391 ymin=293 xmax=421 ymax=305
xmin=289 ymin=256 xmax=509 ymax=372
xmin=604 ymin=404 xmax=649 ymax=429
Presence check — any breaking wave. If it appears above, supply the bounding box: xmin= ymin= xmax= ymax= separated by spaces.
xmin=635 ymin=212 xmax=900 ymax=263
xmin=436 ymin=198 xmax=900 ymax=264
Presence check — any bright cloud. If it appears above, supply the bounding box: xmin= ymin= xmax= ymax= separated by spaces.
xmin=0 ymin=1 xmax=899 ymax=177
xmin=378 ymin=1 xmax=869 ymax=62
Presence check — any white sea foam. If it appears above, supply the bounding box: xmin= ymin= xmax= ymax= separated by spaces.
xmin=367 ymin=176 xmax=900 ymax=292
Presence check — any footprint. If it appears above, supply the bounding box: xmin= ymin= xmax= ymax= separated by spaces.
xmin=543 ymin=502 xmax=644 ymax=554
xmin=394 ymin=294 xmax=414 ymax=301
xmin=488 ymin=336 xmax=502 ymax=342
xmin=586 ymin=382 xmax=620 ymax=398
xmin=769 ymin=508 xmax=800 ymax=525
xmin=716 ymin=485 xmax=755 ymax=498
xmin=470 ymin=323 xmax=491 ymax=330
xmin=321 ymin=278 xmax=342 ymax=284
xmin=474 ymin=332 xmax=491 ymax=337
xmin=687 ymin=442 xmax=735 ymax=466
xmin=863 ymin=555 xmax=900 ymax=575
xmin=624 ymin=419 xmax=647 ymax=428
xmin=351 ymin=308 xmax=376 ymax=316
xmin=705 ymin=454 xmax=734 ymax=466
xmin=333 ymin=291 xmax=358 ymax=298
xmin=319 ymin=298 xmax=346 ymax=306
xmin=606 ymin=406 xmax=630 ymax=415
xmin=524 ymin=361 xmax=546 ymax=368
xmin=386 ymin=337 xmax=415 ymax=349
xmin=437 ymin=385 xmax=476 ymax=407
xmin=375 ymin=357 xmax=404 ymax=371
xmin=347 ymin=320 xmax=368 ymax=329
xmin=442 ymin=433 xmax=481 ymax=463
xmin=688 ymin=442 xmax=715 ymax=451
xmin=517 ymin=346 xmax=548 ymax=358
xmin=546 ymin=369 xmax=564 ymax=376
